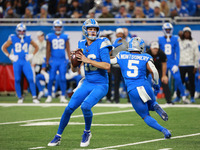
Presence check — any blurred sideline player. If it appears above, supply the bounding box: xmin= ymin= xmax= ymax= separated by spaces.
xmin=146 ymin=41 xmax=173 ymax=104
xmin=158 ymin=23 xmax=190 ymax=104
xmin=2 ymin=23 xmax=40 ymax=104
xmin=45 ymin=19 xmax=71 ymax=103
xmin=48 ymin=19 xmax=112 ymax=147
xmin=110 ymin=37 xmax=171 ymax=139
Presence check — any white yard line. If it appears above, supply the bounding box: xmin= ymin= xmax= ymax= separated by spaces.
xmin=0 ymin=103 xmax=200 ymax=108
xmin=28 ymin=147 xmax=46 ymax=149
xmin=93 ymin=133 xmax=200 ymax=150
xmin=0 ymin=109 xmax=134 ymax=125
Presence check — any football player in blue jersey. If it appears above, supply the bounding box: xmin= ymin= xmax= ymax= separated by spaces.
xmin=110 ymin=37 xmax=171 ymax=139
xmin=158 ymin=23 xmax=190 ymax=104
xmin=48 ymin=19 xmax=112 ymax=147
xmin=2 ymin=23 xmax=40 ymax=104
xmin=45 ymin=19 xmax=71 ymax=103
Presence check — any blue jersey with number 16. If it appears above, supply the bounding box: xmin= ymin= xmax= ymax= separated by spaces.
xmin=116 ymin=51 xmax=152 ymax=92
xmin=78 ymin=37 xmax=112 ymax=84
xmin=46 ymin=33 xmax=68 ymax=60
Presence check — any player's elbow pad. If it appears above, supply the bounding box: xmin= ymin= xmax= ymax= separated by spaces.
xmin=148 ymin=61 xmax=159 ymax=85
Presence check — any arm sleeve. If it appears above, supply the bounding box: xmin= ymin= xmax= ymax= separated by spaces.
xmin=100 ymin=47 xmax=110 ymax=64
xmin=148 ymin=60 xmax=159 ymax=85
xmin=110 ymin=57 xmax=117 ymax=64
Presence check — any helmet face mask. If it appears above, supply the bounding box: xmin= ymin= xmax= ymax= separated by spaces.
xmin=128 ymin=37 xmax=145 ymax=53
xmin=82 ymin=19 xmax=100 ymax=40
xmin=53 ymin=19 xmax=63 ymax=34
xmin=16 ymin=23 xmax=26 ymax=38
xmin=162 ymin=23 xmax=173 ymax=36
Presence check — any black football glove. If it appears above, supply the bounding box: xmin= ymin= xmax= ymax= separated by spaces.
xmin=46 ymin=64 xmax=51 ymax=71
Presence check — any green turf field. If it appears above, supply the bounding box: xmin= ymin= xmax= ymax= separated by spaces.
xmin=0 ymin=95 xmax=200 ymax=150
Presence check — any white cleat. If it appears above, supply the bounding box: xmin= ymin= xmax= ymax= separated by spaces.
xmin=45 ymin=96 xmax=52 ymax=103
xmin=17 ymin=98 xmax=24 ymax=104
xmin=38 ymin=91 xmax=44 ymax=100
xmin=80 ymin=131 xmax=92 ymax=147
xmin=60 ymin=96 xmax=68 ymax=103
xmin=194 ymin=92 xmax=200 ymax=99
xmin=182 ymin=96 xmax=191 ymax=104
xmin=33 ymin=99 xmax=40 ymax=104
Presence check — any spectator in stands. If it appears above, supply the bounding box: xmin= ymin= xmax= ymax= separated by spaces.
xmin=146 ymin=41 xmax=173 ymax=105
xmin=98 ymin=6 xmax=114 ymax=23
xmin=22 ymin=6 xmax=33 ymax=19
xmin=175 ymin=27 xmax=199 ymax=103
xmin=54 ymin=4 xmax=70 ymax=18
xmin=170 ymin=0 xmax=189 ymax=18
xmin=48 ymin=0 xmax=58 ymax=16
xmin=149 ymin=0 xmax=161 ymax=9
xmin=152 ymin=4 xmax=165 ymax=18
xmin=132 ymin=6 xmax=146 ymax=23
xmin=194 ymin=0 xmax=200 ymax=16
xmin=119 ymin=0 xmax=129 ymax=9
xmin=135 ymin=0 xmax=143 ymax=7
xmin=181 ymin=0 xmax=197 ymax=16
xmin=4 ymin=6 xmax=19 ymax=18
xmin=26 ymin=0 xmax=38 ymax=15
xmin=115 ymin=5 xmax=131 ymax=24
xmin=167 ymin=0 xmax=176 ymax=10
xmin=127 ymin=0 xmax=135 ymax=15
xmin=71 ymin=11 xmax=82 ymax=23
xmin=103 ymin=0 xmax=113 ymax=12
xmin=86 ymin=8 xmax=95 ymax=18
xmin=160 ymin=0 xmax=170 ymax=17
xmin=13 ymin=0 xmax=27 ymax=16
xmin=35 ymin=4 xmax=51 ymax=24
xmin=143 ymin=0 xmax=154 ymax=18
xmin=82 ymin=0 xmax=95 ymax=17
xmin=68 ymin=0 xmax=83 ymax=18
xmin=111 ymin=28 xmax=128 ymax=103
xmin=0 ymin=6 xmax=3 ymax=18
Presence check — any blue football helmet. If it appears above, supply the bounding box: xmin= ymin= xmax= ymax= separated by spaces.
xmin=128 ymin=37 xmax=145 ymax=53
xmin=82 ymin=19 xmax=100 ymax=40
xmin=16 ymin=23 xmax=26 ymax=38
xmin=162 ymin=23 xmax=173 ymax=36
xmin=53 ymin=19 xmax=63 ymax=34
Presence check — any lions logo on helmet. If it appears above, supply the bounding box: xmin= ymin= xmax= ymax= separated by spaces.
xmin=16 ymin=23 xmax=26 ymax=38
xmin=128 ymin=37 xmax=145 ymax=53
xmin=162 ymin=23 xmax=173 ymax=36
xmin=53 ymin=19 xmax=63 ymax=34
xmin=82 ymin=19 xmax=100 ymax=40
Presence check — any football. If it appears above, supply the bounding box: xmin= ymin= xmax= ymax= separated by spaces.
xmin=71 ymin=48 xmax=83 ymax=67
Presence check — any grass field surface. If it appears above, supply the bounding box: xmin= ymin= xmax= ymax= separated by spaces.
xmin=0 ymin=95 xmax=200 ymax=150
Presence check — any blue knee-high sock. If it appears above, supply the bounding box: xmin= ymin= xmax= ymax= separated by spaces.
xmin=15 ymin=80 xmax=22 ymax=98
xmin=59 ymin=79 xmax=66 ymax=96
xmin=144 ymin=115 xmax=164 ymax=132
xmin=28 ymin=80 xmax=36 ymax=97
xmin=57 ymin=106 xmax=74 ymax=135
xmin=48 ymin=79 xmax=54 ymax=96
xmin=83 ymin=111 xmax=93 ymax=131
xmin=81 ymin=102 xmax=93 ymax=131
